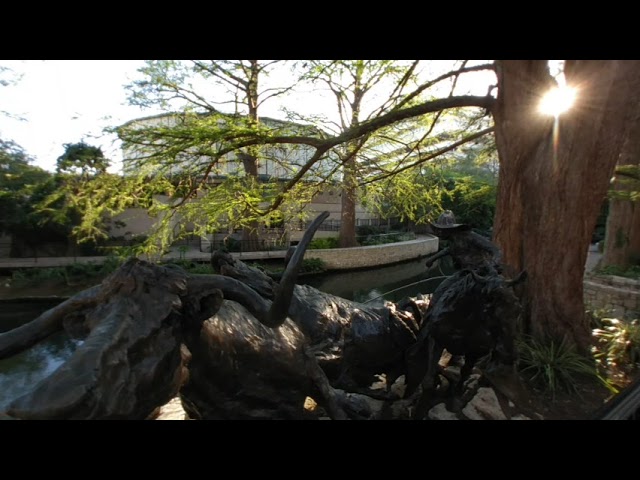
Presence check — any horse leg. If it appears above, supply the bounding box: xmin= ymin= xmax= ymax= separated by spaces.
xmin=413 ymin=338 xmax=444 ymax=419
xmin=303 ymin=346 xmax=348 ymax=420
xmin=460 ymin=354 xmax=480 ymax=392
xmin=439 ymin=353 xmax=478 ymax=413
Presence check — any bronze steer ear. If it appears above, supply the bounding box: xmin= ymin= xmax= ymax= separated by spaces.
xmin=505 ymin=270 xmax=527 ymax=287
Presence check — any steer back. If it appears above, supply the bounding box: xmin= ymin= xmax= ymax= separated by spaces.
xmin=288 ymin=284 xmax=426 ymax=390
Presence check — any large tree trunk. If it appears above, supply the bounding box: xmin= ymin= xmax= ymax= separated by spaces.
xmin=339 ymin=156 xmax=358 ymax=248
xmin=239 ymin=60 xmax=262 ymax=252
xmin=238 ymin=150 xmax=261 ymax=253
xmin=492 ymin=60 xmax=640 ymax=352
xmin=601 ymin=111 xmax=640 ymax=268
xmin=338 ymin=72 xmax=365 ymax=250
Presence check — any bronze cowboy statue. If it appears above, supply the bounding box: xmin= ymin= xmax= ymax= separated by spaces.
xmin=405 ymin=210 xmax=527 ymax=416
xmin=424 ymin=210 xmax=503 ymax=276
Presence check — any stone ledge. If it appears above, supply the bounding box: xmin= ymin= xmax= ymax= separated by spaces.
xmin=585 ymin=274 xmax=640 ymax=289
xmin=304 ymin=235 xmax=439 ymax=270
xmin=584 ymin=274 xmax=640 ymax=319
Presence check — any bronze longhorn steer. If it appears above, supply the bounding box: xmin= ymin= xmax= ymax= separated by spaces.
xmin=405 ymin=268 xmax=527 ymax=417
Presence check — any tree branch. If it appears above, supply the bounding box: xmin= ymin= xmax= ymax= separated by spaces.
xmin=395 ymin=63 xmax=495 ymax=111
xmin=359 ymin=126 xmax=495 ymax=186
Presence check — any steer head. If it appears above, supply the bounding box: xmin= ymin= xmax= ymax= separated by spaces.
xmin=469 ymin=269 xmax=527 ymax=366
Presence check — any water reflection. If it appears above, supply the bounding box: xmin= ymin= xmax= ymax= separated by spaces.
xmin=0 ymin=298 xmax=83 ymax=413
xmin=302 ymin=257 xmax=454 ymax=304
xmin=0 ymin=298 xmax=63 ymax=333
xmin=0 ymin=331 xmax=83 ymax=411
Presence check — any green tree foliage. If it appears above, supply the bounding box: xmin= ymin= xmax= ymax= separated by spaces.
xmin=297 ymin=60 xmax=432 ymax=247
xmin=72 ymin=61 xmax=495 ymax=254
xmin=608 ymin=165 xmax=640 ymax=202
xmin=56 ymin=142 xmax=109 ymax=176
xmin=115 ymin=60 xmax=308 ymax=251
xmin=0 ymin=69 xmax=75 ymax=253
xmin=362 ymin=165 xmax=446 ymax=225
xmin=0 ymin=140 xmax=50 ymax=233
xmin=37 ymin=143 xmax=114 ymax=250
xmin=438 ymin=133 xmax=498 ymax=232
xmin=0 ymin=140 xmax=77 ymax=254
xmin=361 ymin=119 xmax=498 ymax=232
xmin=440 ymin=177 xmax=496 ymax=233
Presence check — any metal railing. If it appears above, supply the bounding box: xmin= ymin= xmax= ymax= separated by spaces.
xmin=206 ymin=232 xmax=417 ymax=254
xmin=208 ymin=238 xmax=289 ymax=253
xmin=295 ymin=217 xmax=406 ymax=232
xmin=0 ymin=240 xmax=105 ymax=262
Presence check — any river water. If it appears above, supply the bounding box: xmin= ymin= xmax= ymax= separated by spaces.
xmin=302 ymin=256 xmax=451 ymax=304
xmin=0 ymin=299 xmax=85 ymax=412
xmin=0 ymin=256 xmax=450 ymax=415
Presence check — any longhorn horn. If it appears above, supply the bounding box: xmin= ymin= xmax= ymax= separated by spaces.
xmin=470 ymin=269 xmax=489 ymax=283
xmin=505 ymin=270 xmax=527 ymax=287
xmin=262 ymin=211 xmax=330 ymax=328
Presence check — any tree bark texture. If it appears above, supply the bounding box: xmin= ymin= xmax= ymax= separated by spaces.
xmin=602 ymin=107 xmax=640 ymax=268
xmin=339 ymin=156 xmax=358 ymax=248
xmin=492 ymin=60 xmax=640 ymax=351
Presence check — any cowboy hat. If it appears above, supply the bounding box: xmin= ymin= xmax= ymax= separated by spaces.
xmin=429 ymin=210 xmax=471 ymax=231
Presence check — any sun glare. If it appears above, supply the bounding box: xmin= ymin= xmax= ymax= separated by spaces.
xmin=539 ymin=85 xmax=577 ymax=117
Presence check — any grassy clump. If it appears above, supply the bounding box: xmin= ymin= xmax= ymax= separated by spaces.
xmin=308 ymin=237 xmax=339 ymax=250
xmin=358 ymin=231 xmax=416 ymax=246
xmin=246 ymin=258 xmax=327 ymax=277
xmin=594 ymin=264 xmax=640 ymax=280
xmin=299 ymin=258 xmax=327 ymax=274
xmin=592 ymin=315 xmax=640 ymax=389
xmin=10 ymin=256 xmax=123 ymax=288
xmin=164 ymin=260 xmax=214 ymax=274
xmin=517 ymin=335 xmax=603 ymax=399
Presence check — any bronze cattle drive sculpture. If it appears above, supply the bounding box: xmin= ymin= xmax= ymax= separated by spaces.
xmin=0 ymin=211 xmax=527 ymax=420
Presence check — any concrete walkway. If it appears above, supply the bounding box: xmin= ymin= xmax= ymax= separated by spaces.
xmin=585 ymin=244 xmax=603 ymax=274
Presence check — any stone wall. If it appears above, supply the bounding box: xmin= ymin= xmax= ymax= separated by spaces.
xmin=304 ymin=235 xmax=439 ymax=270
xmin=583 ymin=274 xmax=640 ymax=319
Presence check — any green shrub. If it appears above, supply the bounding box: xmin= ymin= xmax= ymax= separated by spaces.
xmin=308 ymin=237 xmax=339 ymax=249
xmin=187 ymin=263 xmax=215 ymax=274
xmin=101 ymin=255 xmax=124 ymax=274
xmin=517 ymin=335 xmax=601 ymax=399
xmin=223 ymin=237 xmax=241 ymax=252
xmin=299 ymin=258 xmax=327 ymax=274
xmin=163 ymin=260 xmax=213 ymax=274
xmin=593 ymin=317 xmax=640 ymax=385
xmin=358 ymin=231 xmax=416 ymax=246
xmin=9 ymin=256 xmax=123 ymax=288
xmin=356 ymin=225 xmax=385 ymax=237
xmin=102 ymin=244 xmax=148 ymax=260
xmin=595 ymin=264 xmax=640 ymax=279
xmin=11 ymin=267 xmax=67 ymax=287
xmin=245 ymin=258 xmax=325 ymax=276
xmin=440 ymin=177 xmax=497 ymax=232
